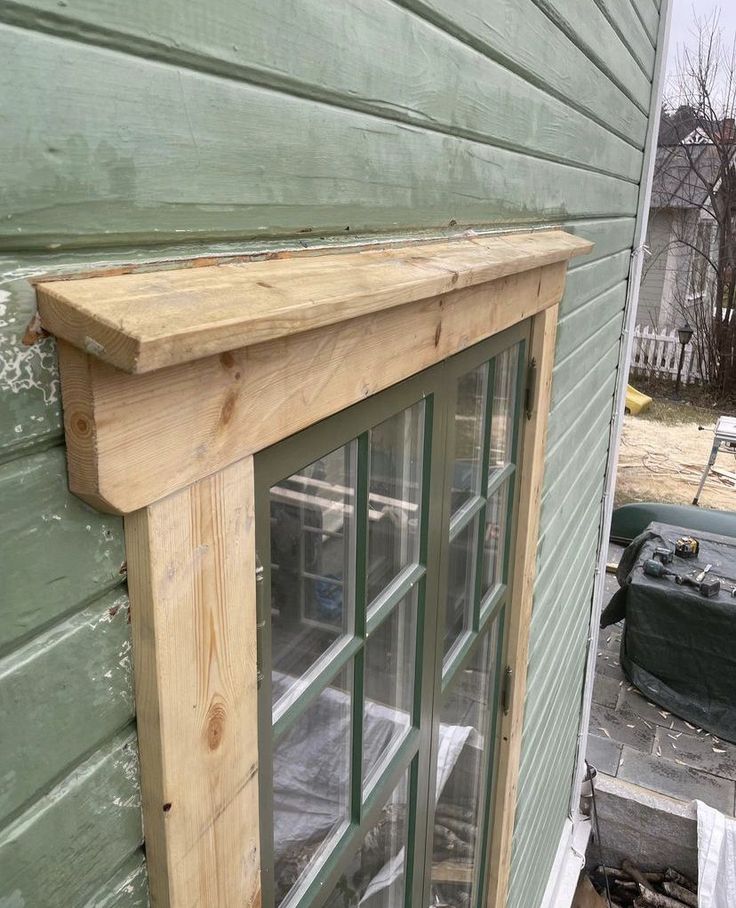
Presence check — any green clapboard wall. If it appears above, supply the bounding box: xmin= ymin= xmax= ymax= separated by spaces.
xmin=0 ymin=0 xmax=663 ymax=904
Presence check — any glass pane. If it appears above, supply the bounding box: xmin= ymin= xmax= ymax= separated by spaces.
xmin=481 ymin=482 xmax=509 ymax=599
xmin=444 ymin=517 xmax=479 ymax=660
xmin=431 ymin=623 xmax=500 ymax=908
xmin=269 ymin=443 xmax=356 ymax=713
xmin=488 ymin=345 xmax=520 ymax=476
xmin=325 ymin=770 xmax=410 ymax=908
xmin=367 ymin=403 xmax=424 ymax=604
xmin=363 ymin=587 xmax=418 ymax=791
xmin=451 ymin=364 xmax=487 ymax=514
xmin=273 ymin=663 xmax=353 ymax=907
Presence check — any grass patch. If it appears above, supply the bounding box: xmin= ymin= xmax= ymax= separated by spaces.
xmin=637 ymin=397 xmax=718 ymax=427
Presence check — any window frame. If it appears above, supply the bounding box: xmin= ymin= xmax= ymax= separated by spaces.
xmin=41 ymin=229 xmax=588 ymax=908
xmin=254 ymin=322 xmax=528 ymax=908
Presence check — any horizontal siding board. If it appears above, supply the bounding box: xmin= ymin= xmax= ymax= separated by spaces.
xmin=534 ymin=0 xmax=654 ymax=94
xmin=550 ymin=338 xmax=620 ymax=424
xmin=0 ymin=589 xmax=133 ymax=824
xmin=555 ymin=281 xmax=627 ymax=363
xmin=509 ymin=685 xmax=586 ymax=906
xmin=533 ymin=500 xmax=601 ymax=632
xmin=543 ymin=381 xmax=616 ymax=491
xmin=626 ymin=0 xmax=659 ymax=45
xmin=523 ymin=619 xmax=592 ymax=772
xmin=564 ymin=217 xmax=636 ymax=264
xmin=537 ymin=437 xmax=609 ymax=565
xmin=593 ymin=0 xmax=657 ymax=63
xmin=561 ymin=249 xmax=631 ymax=316
xmin=529 ymin=546 xmax=597 ymax=693
xmin=0 ymin=26 xmax=639 ymax=251
xmin=0 ymin=0 xmax=643 ymax=181
xmin=549 ymin=314 xmax=623 ymax=405
xmin=0 ymin=264 xmax=62 ymax=461
xmin=512 ymin=731 xmax=581 ymax=898
xmin=517 ymin=717 xmax=583 ymax=836
xmin=0 ymin=446 xmax=125 ymax=652
xmin=523 ymin=629 xmax=589 ymax=762
xmin=396 ymin=0 xmax=648 ymax=145
xmin=0 ymin=730 xmax=143 ymax=908
xmin=82 ymin=852 xmax=148 ymax=908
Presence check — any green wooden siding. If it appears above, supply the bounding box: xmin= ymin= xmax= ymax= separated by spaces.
xmin=0 ymin=1 xmax=664 ymax=904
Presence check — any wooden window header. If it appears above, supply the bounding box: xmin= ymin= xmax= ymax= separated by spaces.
xmin=37 ymin=230 xmax=591 ymax=374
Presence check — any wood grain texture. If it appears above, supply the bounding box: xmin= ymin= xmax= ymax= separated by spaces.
xmin=125 ymin=457 xmax=260 ymax=908
xmin=0 ymin=587 xmax=133 ymax=824
xmin=0 ymin=445 xmax=125 ymax=651
xmin=57 ymin=263 xmax=569 ymax=513
xmin=0 ymin=26 xmax=639 ymax=251
xmin=0 ymin=729 xmax=142 ymax=908
xmin=485 ymin=303 xmax=559 ymax=908
xmin=396 ymin=0 xmax=648 ymax=143
xmin=531 ymin=0 xmax=653 ymax=97
xmin=38 ymin=230 xmax=591 ymax=373
xmin=0 ymin=0 xmax=643 ymax=182
xmin=596 ymin=0 xmax=658 ymax=58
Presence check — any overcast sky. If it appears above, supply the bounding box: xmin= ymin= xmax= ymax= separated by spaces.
xmin=665 ymin=0 xmax=736 ymax=99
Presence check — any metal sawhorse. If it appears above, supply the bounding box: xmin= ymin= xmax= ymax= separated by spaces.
xmin=693 ymin=415 xmax=736 ymax=505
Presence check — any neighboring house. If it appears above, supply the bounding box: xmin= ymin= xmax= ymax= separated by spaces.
xmin=638 ymin=108 xmax=729 ymax=329
xmin=0 ymin=3 xmax=668 ymax=908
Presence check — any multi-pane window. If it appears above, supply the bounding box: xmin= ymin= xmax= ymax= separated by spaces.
xmin=256 ymin=326 xmax=526 ymax=908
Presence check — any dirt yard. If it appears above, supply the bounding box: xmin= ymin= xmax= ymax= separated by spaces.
xmin=615 ymin=398 xmax=736 ymax=511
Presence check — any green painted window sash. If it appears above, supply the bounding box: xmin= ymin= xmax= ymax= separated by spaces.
xmin=254 ymin=320 xmax=528 ymax=908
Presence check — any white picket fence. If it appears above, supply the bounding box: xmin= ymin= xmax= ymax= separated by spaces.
xmin=630 ymin=325 xmax=704 ymax=384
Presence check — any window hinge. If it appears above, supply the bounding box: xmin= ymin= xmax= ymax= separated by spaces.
xmin=501 ymin=665 xmax=513 ymax=715
xmin=524 ymin=357 xmax=537 ymax=420
xmin=255 ymin=555 xmax=265 ymax=691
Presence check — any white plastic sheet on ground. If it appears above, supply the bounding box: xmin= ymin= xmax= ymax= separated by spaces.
xmin=696 ymin=799 xmax=736 ymax=908
xmin=272 ymin=672 xmax=474 ymax=904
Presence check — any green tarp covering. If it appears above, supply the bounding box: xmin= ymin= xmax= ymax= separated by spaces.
xmin=601 ymin=522 xmax=736 ymax=744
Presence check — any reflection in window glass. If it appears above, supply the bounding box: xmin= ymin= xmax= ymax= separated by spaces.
xmin=431 ymin=623 xmax=500 ymax=908
xmin=367 ymin=403 xmax=424 ymax=604
xmin=488 ymin=345 xmax=519 ymax=475
xmin=363 ymin=588 xmax=418 ymax=791
xmin=325 ymin=771 xmax=409 ymax=908
xmin=450 ymin=365 xmax=487 ymax=515
xmin=273 ymin=664 xmax=353 ymax=907
xmin=444 ymin=517 xmax=479 ymax=660
xmin=481 ymin=482 xmax=508 ymax=599
xmin=269 ymin=443 xmax=356 ymax=713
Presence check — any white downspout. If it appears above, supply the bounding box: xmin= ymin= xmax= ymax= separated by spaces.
xmin=568 ymin=0 xmax=675 ymax=818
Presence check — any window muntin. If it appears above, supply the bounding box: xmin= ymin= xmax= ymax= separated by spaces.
xmin=257 ymin=329 xmax=526 ymax=908
xmin=488 ymin=345 xmax=520 ymax=477
xmin=363 ymin=586 xmax=418 ymax=793
xmin=450 ymin=364 xmax=488 ymax=514
xmin=430 ymin=619 xmax=501 ymax=908
xmin=269 ymin=442 xmax=357 ymax=717
xmin=272 ymin=662 xmax=354 ymax=907
xmin=367 ymin=404 xmax=424 ymax=605
xmin=326 ymin=770 xmax=410 ymax=908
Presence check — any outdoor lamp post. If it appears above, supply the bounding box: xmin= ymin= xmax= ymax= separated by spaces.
xmin=674 ymin=322 xmax=694 ymax=398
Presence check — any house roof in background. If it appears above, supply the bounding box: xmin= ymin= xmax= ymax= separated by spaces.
xmin=651 ymin=143 xmax=722 ymax=209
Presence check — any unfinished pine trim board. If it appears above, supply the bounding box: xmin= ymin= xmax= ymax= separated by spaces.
xmin=38 ymin=230 xmax=591 ymax=908
xmin=38 ymin=230 xmax=588 ymax=373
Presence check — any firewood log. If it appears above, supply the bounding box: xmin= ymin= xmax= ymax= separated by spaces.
xmin=636 ymin=885 xmax=691 ymax=908
xmin=662 ymin=882 xmax=696 ymax=907
xmin=664 ymin=869 xmax=697 ymax=894
xmin=622 ymin=861 xmax=655 ymax=892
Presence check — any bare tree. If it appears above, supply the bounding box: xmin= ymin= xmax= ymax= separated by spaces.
xmin=653 ymin=10 xmax=736 ymax=395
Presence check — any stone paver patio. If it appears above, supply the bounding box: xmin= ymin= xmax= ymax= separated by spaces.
xmin=585 ymin=544 xmax=736 ymax=816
